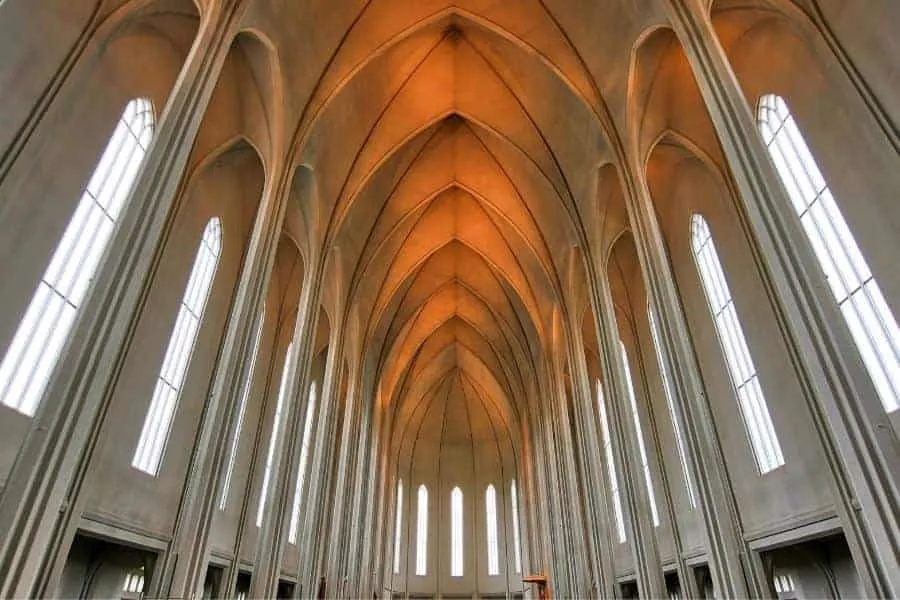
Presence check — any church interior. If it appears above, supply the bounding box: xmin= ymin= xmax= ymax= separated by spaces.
xmin=1 ymin=0 xmax=899 ymax=598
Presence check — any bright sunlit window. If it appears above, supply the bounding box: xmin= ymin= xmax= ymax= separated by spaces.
xmin=485 ymin=484 xmax=499 ymax=575
xmin=393 ymin=479 xmax=403 ymax=574
xmin=451 ymin=486 xmax=463 ymax=576
xmin=0 ymin=98 xmax=154 ymax=416
xmin=132 ymin=217 xmax=222 ymax=475
xmin=220 ymin=308 xmax=266 ymax=509
xmin=257 ymin=341 xmax=294 ymax=526
xmin=416 ymin=484 xmax=428 ymax=575
xmin=510 ymin=479 xmax=522 ymax=574
xmin=597 ymin=380 xmax=626 ymax=543
xmin=691 ymin=214 xmax=785 ymax=473
xmin=648 ymin=308 xmax=697 ymax=508
xmin=758 ymin=94 xmax=900 ymax=413
xmin=289 ymin=380 xmax=318 ymax=543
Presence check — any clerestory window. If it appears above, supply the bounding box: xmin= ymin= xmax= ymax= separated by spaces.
xmin=691 ymin=214 xmax=784 ymax=473
xmin=758 ymin=94 xmax=900 ymax=412
xmin=0 ymin=99 xmax=154 ymax=416
xmin=132 ymin=217 xmax=222 ymax=475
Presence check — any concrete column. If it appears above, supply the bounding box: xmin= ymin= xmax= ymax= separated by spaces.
xmin=591 ymin=267 xmax=666 ymax=599
xmin=345 ymin=384 xmax=380 ymax=598
xmin=665 ymin=1 xmax=900 ymax=595
xmin=0 ymin=3 xmax=246 ymax=596
xmin=548 ymin=363 xmax=591 ymax=597
xmin=296 ymin=332 xmax=346 ymax=597
xmin=535 ymin=366 xmax=571 ymax=597
xmin=565 ymin=320 xmax=618 ymax=598
xmin=350 ymin=403 xmax=381 ymax=598
xmin=325 ymin=363 xmax=363 ymax=593
xmin=616 ymin=157 xmax=764 ymax=597
xmin=251 ymin=257 xmax=327 ymax=599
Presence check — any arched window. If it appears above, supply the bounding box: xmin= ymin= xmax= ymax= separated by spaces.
xmin=257 ymin=341 xmax=294 ymax=526
xmin=596 ymin=380 xmax=626 ymax=543
xmin=392 ymin=479 xmax=403 ymax=574
xmin=289 ymin=380 xmax=318 ymax=544
xmin=416 ymin=484 xmax=428 ymax=575
xmin=510 ymin=479 xmax=522 ymax=574
xmin=450 ymin=486 xmax=463 ymax=576
xmin=132 ymin=217 xmax=222 ymax=475
xmin=0 ymin=98 xmax=155 ymax=416
xmin=220 ymin=307 xmax=266 ymax=509
xmin=758 ymin=94 xmax=900 ymax=412
xmin=648 ymin=307 xmax=697 ymax=508
xmin=620 ymin=340 xmax=660 ymax=527
xmin=691 ymin=214 xmax=784 ymax=473
xmin=485 ymin=484 xmax=499 ymax=575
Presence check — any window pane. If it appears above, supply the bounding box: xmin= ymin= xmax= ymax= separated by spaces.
xmin=450 ymin=486 xmax=463 ymax=576
xmin=485 ymin=484 xmax=499 ymax=575
xmin=758 ymin=94 xmax=900 ymax=412
xmin=620 ymin=341 xmax=660 ymax=527
xmin=393 ymin=479 xmax=404 ymax=574
xmin=0 ymin=99 xmax=154 ymax=416
xmin=289 ymin=380 xmax=318 ymax=543
xmin=416 ymin=485 xmax=429 ymax=575
xmin=691 ymin=214 xmax=785 ymax=473
xmin=132 ymin=218 xmax=222 ymax=475
xmin=220 ymin=308 xmax=266 ymax=509
xmin=257 ymin=341 xmax=294 ymax=526
xmin=596 ymin=380 xmax=626 ymax=543
xmin=510 ymin=480 xmax=522 ymax=574
xmin=648 ymin=308 xmax=697 ymax=508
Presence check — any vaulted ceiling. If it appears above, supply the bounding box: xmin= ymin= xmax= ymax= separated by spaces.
xmin=109 ymin=0 xmax=817 ymax=446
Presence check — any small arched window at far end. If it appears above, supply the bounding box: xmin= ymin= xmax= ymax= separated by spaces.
xmin=416 ymin=484 xmax=428 ymax=576
xmin=758 ymin=94 xmax=900 ymax=412
xmin=451 ymin=486 xmax=464 ymax=577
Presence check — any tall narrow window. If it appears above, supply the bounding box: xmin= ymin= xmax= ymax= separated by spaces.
xmin=691 ymin=214 xmax=785 ymax=473
xmin=758 ymin=94 xmax=900 ymax=412
xmin=620 ymin=341 xmax=660 ymax=527
xmin=485 ymin=484 xmax=499 ymax=575
xmin=648 ymin=308 xmax=697 ymax=508
xmin=510 ymin=479 xmax=522 ymax=574
xmin=450 ymin=486 xmax=463 ymax=576
xmin=220 ymin=307 xmax=266 ymax=509
xmin=132 ymin=218 xmax=222 ymax=475
xmin=0 ymin=99 xmax=154 ymax=416
xmin=257 ymin=341 xmax=294 ymax=526
xmin=416 ymin=485 xmax=429 ymax=576
xmin=289 ymin=380 xmax=318 ymax=543
xmin=393 ymin=479 xmax=404 ymax=574
xmin=597 ymin=380 xmax=626 ymax=543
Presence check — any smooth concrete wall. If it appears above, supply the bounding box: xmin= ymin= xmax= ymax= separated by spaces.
xmin=713 ymin=7 xmax=900 ymax=435
xmin=0 ymin=7 xmax=197 ymax=490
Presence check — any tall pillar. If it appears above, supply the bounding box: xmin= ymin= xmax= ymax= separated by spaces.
xmin=591 ymin=268 xmax=666 ymax=599
xmin=0 ymin=3 xmax=247 ymax=597
xmin=616 ymin=156 xmax=764 ymax=597
xmin=539 ymin=365 xmax=575 ymax=597
xmin=565 ymin=320 xmax=618 ymax=598
xmin=665 ymin=1 xmax=900 ymax=595
xmin=351 ymin=402 xmax=381 ymax=598
xmin=548 ymin=359 xmax=591 ymax=597
xmin=251 ymin=257 xmax=327 ymax=599
xmin=296 ymin=331 xmax=346 ymax=597
xmin=325 ymin=363 xmax=363 ymax=593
